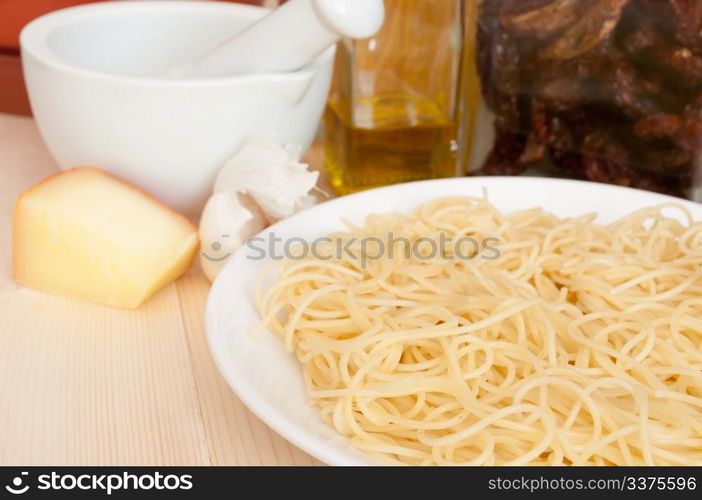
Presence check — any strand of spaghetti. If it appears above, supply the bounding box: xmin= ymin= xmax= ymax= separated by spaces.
xmin=615 ymin=269 xmax=702 ymax=303
xmin=367 ymin=298 xmax=543 ymax=355
xmin=610 ymin=267 xmax=696 ymax=294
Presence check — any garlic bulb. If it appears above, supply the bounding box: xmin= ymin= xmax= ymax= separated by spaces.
xmin=199 ymin=134 xmax=319 ymax=281
xmin=214 ymin=134 xmax=319 ymax=222
xmin=199 ymin=191 xmax=266 ymax=282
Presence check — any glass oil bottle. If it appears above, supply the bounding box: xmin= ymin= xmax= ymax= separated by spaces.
xmin=324 ymin=0 xmax=478 ymax=194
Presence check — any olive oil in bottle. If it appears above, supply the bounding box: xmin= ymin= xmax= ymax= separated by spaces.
xmin=325 ymin=96 xmax=459 ymax=194
xmin=323 ymin=0 xmax=473 ymax=195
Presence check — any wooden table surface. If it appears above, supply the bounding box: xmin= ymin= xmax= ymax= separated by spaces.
xmin=0 ymin=112 xmax=320 ymax=465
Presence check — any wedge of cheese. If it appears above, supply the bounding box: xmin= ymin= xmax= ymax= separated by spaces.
xmin=13 ymin=167 xmax=199 ymax=309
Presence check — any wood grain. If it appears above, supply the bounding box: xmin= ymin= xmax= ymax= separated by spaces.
xmin=176 ymin=271 xmax=318 ymax=465
xmin=0 ymin=113 xmax=317 ymax=465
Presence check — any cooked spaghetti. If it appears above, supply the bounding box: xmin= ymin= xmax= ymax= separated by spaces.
xmin=256 ymin=196 xmax=702 ymax=465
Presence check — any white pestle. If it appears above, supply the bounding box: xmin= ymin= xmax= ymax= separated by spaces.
xmin=168 ymin=0 xmax=385 ymax=78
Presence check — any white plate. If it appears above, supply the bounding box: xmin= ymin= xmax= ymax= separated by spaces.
xmin=205 ymin=176 xmax=702 ymax=466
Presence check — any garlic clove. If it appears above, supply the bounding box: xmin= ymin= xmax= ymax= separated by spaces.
xmin=284 ymin=143 xmax=303 ymax=161
xmin=214 ymin=134 xmax=319 ymax=222
xmin=199 ymin=191 xmax=266 ymax=282
xmin=200 ymin=134 xmax=321 ymax=281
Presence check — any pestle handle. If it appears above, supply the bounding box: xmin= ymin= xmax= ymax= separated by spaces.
xmin=171 ymin=0 xmax=385 ymax=78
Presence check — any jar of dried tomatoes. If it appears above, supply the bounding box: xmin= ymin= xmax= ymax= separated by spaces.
xmin=471 ymin=0 xmax=702 ymax=200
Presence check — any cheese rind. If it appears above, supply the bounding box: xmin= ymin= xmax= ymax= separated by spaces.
xmin=13 ymin=167 xmax=199 ymax=309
